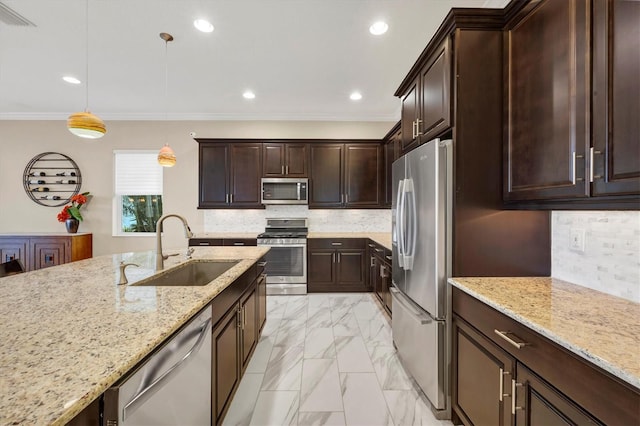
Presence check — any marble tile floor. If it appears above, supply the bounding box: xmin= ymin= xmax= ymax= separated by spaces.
xmin=222 ymin=293 xmax=454 ymax=426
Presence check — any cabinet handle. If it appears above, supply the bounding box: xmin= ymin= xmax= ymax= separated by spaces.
xmin=230 ymin=194 xmax=234 ymax=203
xmin=337 ymin=253 xmax=341 ymax=263
xmin=499 ymin=368 xmax=511 ymax=402
xmin=286 ymin=165 xmax=289 ymax=174
xmin=371 ymin=256 xmax=376 ymax=267
xmin=589 ymin=147 xmax=594 ymax=183
xmin=374 ymin=248 xmax=383 ymax=253
xmin=494 ymin=330 xmax=529 ymax=349
xmin=385 ymin=255 xmax=392 ymax=261
xmin=233 ymin=242 xmax=245 ymax=246
xmin=237 ymin=307 xmax=242 ymax=328
xmin=415 ymin=118 xmax=422 ymax=136
xmin=572 ymin=151 xmax=577 ymax=185
xmin=368 ymin=244 xmax=375 ymax=248
xmin=380 ymin=265 xmax=386 ymax=278
xmin=243 ymin=306 xmax=246 ymax=329
xmin=282 ymin=165 xmax=285 ymax=174
xmin=511 ymin=379 xmax=524 ymax=415
xmin=332 ymin=253 xmax=336 ymax=263
xmin=257 ymin=261 xmax=267 ymax=267
xmin=331 ymin=242 xmax=343 ymax=246
xmin=412 ymin=121 xmax=416 ymax=139
xmin=592 ymin=148 xmax=603 ymax=180
xmin=345 ymin=193 xmax=348 ymax=204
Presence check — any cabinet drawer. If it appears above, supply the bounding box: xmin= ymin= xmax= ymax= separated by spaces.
xmin=222 ymin=238 xmax=257 ymax=247
xmin=308 ymin=238 xmax=365 ymax=250
xmin=189 ymin=238 xmax=223 ymax=247
xmin=452 ymin=287 xmax=640 ymax=425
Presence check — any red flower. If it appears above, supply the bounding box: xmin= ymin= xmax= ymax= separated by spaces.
xmin=57 ymin=192 xmax=90 ymax=223
xmin=57 ymin=206 xmax=71 ymax=222
xmin=70 ymin=194 xmax=87 ymax=205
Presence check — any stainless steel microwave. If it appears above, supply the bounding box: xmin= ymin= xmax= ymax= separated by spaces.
xmin=261 ymin=178 xmax=308 ymax=205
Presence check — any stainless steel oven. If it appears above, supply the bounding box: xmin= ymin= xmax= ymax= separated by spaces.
xmin=257 ymin=218 xmax=307 ymax=295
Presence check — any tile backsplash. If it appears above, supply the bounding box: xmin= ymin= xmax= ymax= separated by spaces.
xmin=552 ymin=211 xmax=640 ymax=302
xmin=203 ymin=206 xmax=391 ymax=233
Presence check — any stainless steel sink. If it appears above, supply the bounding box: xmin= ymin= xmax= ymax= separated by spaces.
xmin=132 ymin=260 xmax=239 ymax=287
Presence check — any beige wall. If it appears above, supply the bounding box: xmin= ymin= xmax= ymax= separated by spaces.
xmin=0 ymin=120 xmax=395 ymax=256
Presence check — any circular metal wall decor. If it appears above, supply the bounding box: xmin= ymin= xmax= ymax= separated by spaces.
xmin=23 ymin=152 xmax=82 ymax=207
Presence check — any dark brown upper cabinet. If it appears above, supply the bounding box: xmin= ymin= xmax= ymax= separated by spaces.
xmin=591 ymin=0 xmax=640 ymax=198
xmin=382 ymin=123 xmax=401 ymax=208
xmin=308 ymin=142 xmax=382 ymax=209
xmin=395 ymin=7 xmax=551 ymax=277
xmin=504 ymin=0 xmax=639 ymax=208
xmin=504 ymin=0 xmax=590 ymax=202
xmin=262 ymin=142 xmax=308 ymax=177
xmin=198 ymin=141 xmax=264 ymax=209
xmin=400 ymin=38 xmax=451 ymax=154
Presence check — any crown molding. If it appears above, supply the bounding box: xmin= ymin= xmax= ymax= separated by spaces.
xmin=0 ymin=111 xmax=400 ymax=122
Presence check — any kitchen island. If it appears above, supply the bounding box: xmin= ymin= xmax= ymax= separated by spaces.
xmin=0 ymin=246 xmax=268 ymax=425
xmin=449 ymin=277 xmax=640 ymax=425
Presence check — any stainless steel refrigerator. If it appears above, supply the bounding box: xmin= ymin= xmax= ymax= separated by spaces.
xmin=391 ymin=138 xmax=452 ymax=417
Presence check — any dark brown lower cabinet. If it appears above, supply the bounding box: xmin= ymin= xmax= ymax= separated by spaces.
xmin=515 ymin=364 xmax=600 ymax=426
xmin=452 ymin=287 xmax=639 ymax=426
xmin=0 ymin=234 xmax=92 ymax=271
xmin=212 ymin=303 xmax=241 ymax=424
xmin=307 ymin=239 xmax=367 ymax=292
xmin=240 ymin=283 xmax=257 ymax=372
xmin=453 ymin=316 xmax=515 ymax=426
xmin=257 ymin=273 xmax=267 ymax=333
xmin=212 ymin=274 xmax=264 ymax=425
xmin=210 ymin=260 xmax=265 ymax=425
xmin=369 ymin=241 xmax=392 ymax=315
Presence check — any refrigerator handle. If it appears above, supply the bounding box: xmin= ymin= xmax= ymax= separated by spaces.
xmin=396 ymin=179 xmax=406 ymax=269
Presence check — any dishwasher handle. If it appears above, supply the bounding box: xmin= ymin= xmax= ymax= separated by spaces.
xmin=123 ymin=317 xmax=212 ymax=420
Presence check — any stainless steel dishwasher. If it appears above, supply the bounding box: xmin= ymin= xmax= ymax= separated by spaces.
xmin=103 ymin=306 xmax=212 ymax=426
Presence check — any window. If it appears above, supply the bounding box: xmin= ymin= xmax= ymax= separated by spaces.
xmin=113 ymin=151 xmax=163 ymax=235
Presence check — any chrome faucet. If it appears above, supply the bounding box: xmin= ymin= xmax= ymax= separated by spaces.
xmin=156 ymin=214 xmax=194 ymax=271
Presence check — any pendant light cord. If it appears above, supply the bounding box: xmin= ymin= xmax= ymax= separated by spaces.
xmin=165 ymin=38 xmax=168 ymax=123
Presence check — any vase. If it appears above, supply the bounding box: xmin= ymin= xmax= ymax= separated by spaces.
xmin=65 ymin=218 xmax=79 ymax=234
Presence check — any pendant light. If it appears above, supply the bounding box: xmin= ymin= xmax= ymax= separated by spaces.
xmin=67 ymin=0 xmax=106 ymax=139
xmin=157 ymin=32 xmax=176 ymax=167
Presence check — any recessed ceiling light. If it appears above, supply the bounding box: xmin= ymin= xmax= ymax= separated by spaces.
xmin=350 ymin=92 xmax=363 ymax=101
xmin=369 ymin=21 xmax=389 ymax=35
xmin=63 ymin=76 xmax=81 ymax=85
xmin=194 ymin=19 xmax=214 ymax=33
xmin=243 ymin=91 xmax=256 ymax=99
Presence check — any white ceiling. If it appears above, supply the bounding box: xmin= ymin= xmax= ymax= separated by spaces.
xmin=0 ymin=0 xmax=501 ymax=122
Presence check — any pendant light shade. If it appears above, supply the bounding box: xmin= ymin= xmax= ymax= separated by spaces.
xmin=67 ymin=111 xmax=106 ymax=139
xmin=68 ymin=0 xmax=106 ymax=139
xmin=158 ymin=143 xmax=176 ymax=167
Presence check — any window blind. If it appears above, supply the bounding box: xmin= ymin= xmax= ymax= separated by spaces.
xmin=114 ymin=151 xmax=163 ymax=195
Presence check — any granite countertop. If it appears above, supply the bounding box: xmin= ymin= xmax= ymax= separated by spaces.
xmin=449 ymin=277 xmax=640 ymax=390
xmin=192 ymin=232 xmax=260 ymax=239
xmin=0 ymin=246 xmax=268 ymax=426
xmin=190 ymin=231 xmax=393 ymax=250
xmin=307 ymin=232 xmax=392 ymax=250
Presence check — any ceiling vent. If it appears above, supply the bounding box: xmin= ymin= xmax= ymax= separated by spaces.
xmin=0 ymin=2 xmax=36 ymax=26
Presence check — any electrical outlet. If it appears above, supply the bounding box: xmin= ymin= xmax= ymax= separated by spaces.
xmin=570 ymin=228 xmax=585 ymax=253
